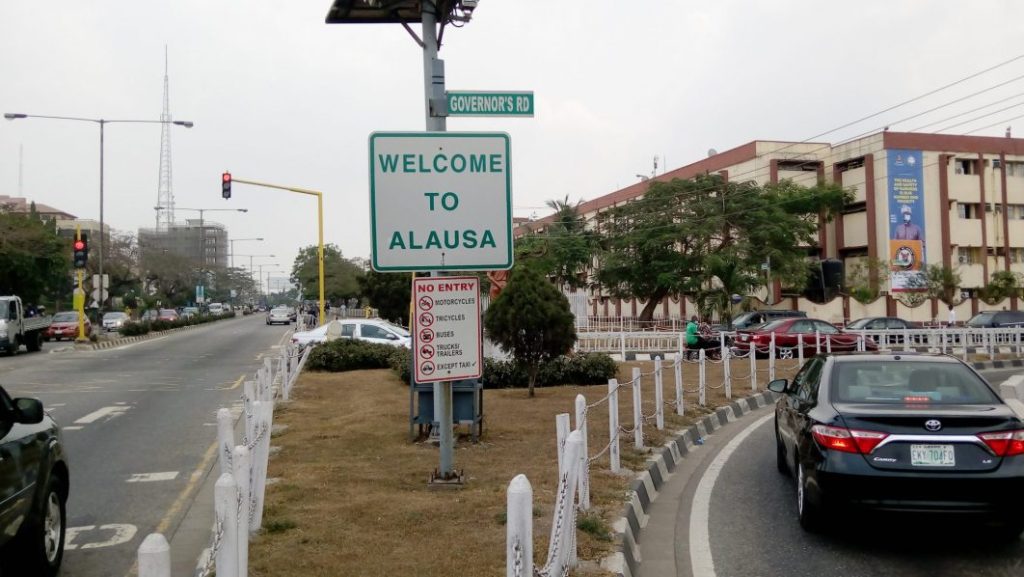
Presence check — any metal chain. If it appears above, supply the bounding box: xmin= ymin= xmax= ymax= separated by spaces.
xmin=511 ymin=536 xmax=524 ymax=577
xmin=192 ymin=514 xmax=224 ymax=577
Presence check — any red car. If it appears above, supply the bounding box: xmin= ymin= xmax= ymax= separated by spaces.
xmin=44 ymin=311 xmax=91 ymax=341
xmin=156 ymin=309 xmax=179 ymax=322
xmin=732 ymin=317 xmax=876 ymax=358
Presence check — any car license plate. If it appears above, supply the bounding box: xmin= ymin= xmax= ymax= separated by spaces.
xmin=910 ymin=444 xmax=955 ymax=467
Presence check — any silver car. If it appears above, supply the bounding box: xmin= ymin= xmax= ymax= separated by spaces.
xmin=102 ymin=311 xmax=129 ymax=332
xmin=266 ymin=306 xmax=292 ymax=325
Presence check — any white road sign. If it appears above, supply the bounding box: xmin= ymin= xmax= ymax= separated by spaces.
xmin=369 ymin=132 xmax=513 ymax=272
xmin=412 ymin=276 xmax=482 ymax=383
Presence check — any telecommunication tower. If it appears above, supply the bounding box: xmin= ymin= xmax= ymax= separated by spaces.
xmin=155 ymin=47 xmax=175 ymax=229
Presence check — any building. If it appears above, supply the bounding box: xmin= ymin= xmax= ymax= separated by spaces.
xmin=138 ymin=219 xmax=230 ymax=268
xmin=517 ymin=131 xmax=1024 ymax=299
xmin=0 ymin=194 xmax=76 ymax=221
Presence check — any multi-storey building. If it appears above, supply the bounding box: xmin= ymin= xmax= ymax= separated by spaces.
xmin=138 ymin=219 xmax=230 ymax=269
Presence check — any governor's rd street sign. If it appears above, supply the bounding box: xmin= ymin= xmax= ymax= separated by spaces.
xmin=446 ymin=91 xmax=534 ymax=117
xmin=369 ymin=132 xmax=513 ymax=272
xmin=412 ymin=276 xmax=482 ymax=383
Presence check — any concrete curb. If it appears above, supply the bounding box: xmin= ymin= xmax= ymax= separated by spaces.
xmin=82 ymin=316 xmax=245 ymax=350
xmin=602 ymin=391 xmax=779 ymax=577
xmin=972 ymin=359 xmax=1024 ymax=370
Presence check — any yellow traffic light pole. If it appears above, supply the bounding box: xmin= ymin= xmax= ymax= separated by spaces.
xmin=229 ymin=177 xmax=325 ymax=325
xmin=74 ymin=225 xmax=88 ymax=342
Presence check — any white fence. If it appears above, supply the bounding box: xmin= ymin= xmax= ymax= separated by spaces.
xmin=136 ymin=343 xmax=309 ymax=577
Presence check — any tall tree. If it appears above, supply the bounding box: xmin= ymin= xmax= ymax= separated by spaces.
xmin=515 ymin=196 xmax=598 ymax=291
xmin=0 ymin=209 xmax=70 ymax=304
xmin=924 ymin=264 xmax=962 ymax=304
xmin=483 ymin=266 xmax=577 ymax=397
xmin=290 ymin=244 xmax=364 ymax=303
xmin=359 ymin=270 xmax=411 ymax=325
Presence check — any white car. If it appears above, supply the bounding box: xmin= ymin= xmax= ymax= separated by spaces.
xmin=102 ymin=311 xmax=129 ymax=332
xmin=291 ymin=319 xmax=411 ymax=349
xmin=266 ymin=306 xmax=292 ymax=325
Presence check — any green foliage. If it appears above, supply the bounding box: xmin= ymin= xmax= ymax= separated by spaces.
xmin=0 ymin=209 xmax=70 ymax=303
xmin=358 ymin=270 xmax=411 ymax=325
xmin=515 ymin=196 xmax=599 ymax=290
xmin=119 ymin=311 xmax=234 ymax=337
xmin=924 ymin=264 xmax=962 ymax=304
xmin=480 ymin=353 xmax=618 ymax=389
xmin=483 ymin=267 xmax=577 ymax=396
xmin=576 ymin=512 xmax=612 ymax=542
xmin=120 ymin=322 xmax=151 ymax=336
xmin=980 ymin=270 xmax=1024 ymax=303
xmin=305 ymin=339 xmax=401 ymax=372
xmin=291 ymin=244 xmax=364 ymax=303
xmin=845 ymin=257 xmax=890 ymax=304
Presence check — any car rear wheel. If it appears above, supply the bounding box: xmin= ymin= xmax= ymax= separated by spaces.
xmin=26 ymin=332 xmax=43 ymax=352
xmin=797 ymin=463 xmax=823 ymax=532
xmin=12 ymin=473 xmax=66 ymax=577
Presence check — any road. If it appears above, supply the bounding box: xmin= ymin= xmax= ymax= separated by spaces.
xmin=0 ymin=314 xmax=291 ymax=577
xmin=643 ymin=368 xmax=1024 ymax=577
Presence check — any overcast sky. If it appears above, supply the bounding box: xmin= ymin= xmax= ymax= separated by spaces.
xmin=2 ymin=1 xmax=1024 ymax=283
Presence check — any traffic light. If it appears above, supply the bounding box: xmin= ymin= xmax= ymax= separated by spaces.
xmin=73 ymin=235 xmax=89 ymax=269
xmin=222 ymin=172 xmax=232 ymax=199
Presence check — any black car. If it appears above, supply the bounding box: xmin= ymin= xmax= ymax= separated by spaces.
xmin=845 ymin=316 xmax=915 ymax=330
xmin=0 ymin=385 xmax=68 ymax=576
xmin=966 ymin=310 xmax=1024 ymax=328
xmin=731 ymin=309 xmax=807 ymax=330
xmin=770 ymin=352 xmax=1024 ymax=536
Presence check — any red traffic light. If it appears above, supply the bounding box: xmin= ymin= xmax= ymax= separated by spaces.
xmin=73 ymin=240 xmax=85 ymax=250
xmin=222 ymin=172 xmax=231 ymax=183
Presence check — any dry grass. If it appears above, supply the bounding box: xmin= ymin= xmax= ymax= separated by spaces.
xmin=249 ymin=358 xmax=802 ymax=577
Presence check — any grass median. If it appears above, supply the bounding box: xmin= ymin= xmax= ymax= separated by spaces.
xmin=249 ymin=357 xmax=803 ymax=576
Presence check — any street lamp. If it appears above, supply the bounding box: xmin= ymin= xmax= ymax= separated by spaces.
xmin=258 ymin=264 xmax=284 ymax=298
xmin=235 ymin=254 xmax=276 ymax=295
xmin=4 ymin=112 xmax=194 ymax=314
xmin=229 ymin=238 xmax=264 ymax=270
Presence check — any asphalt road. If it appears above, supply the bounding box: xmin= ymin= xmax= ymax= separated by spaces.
xmin=643 ymin=369 xmax=1024 ymax=577
xmin=0 ymin=314 xmax=292 ymax=577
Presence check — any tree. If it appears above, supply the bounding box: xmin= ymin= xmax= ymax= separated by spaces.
xmin=845 ymin=257 xmax=890 ymax=303
xmin=359 ymin=270 xmax=411 ymax=325
xmin=515 ymin=196 xmax=599 ymax=290
xmin=595 ymin=174 xmax=851 ymax=321
xmin=483 ymin=266 xmax=577 ymax=397
xmin=924 ymin=264 xmax=962 ymax=304
xmin=290 ymin=244 xmax=364 ymax=303
xmin=0 ymin=209 xmax=70 ymax=304
xmin=980 ymin=270 xmax=1024 ymax=302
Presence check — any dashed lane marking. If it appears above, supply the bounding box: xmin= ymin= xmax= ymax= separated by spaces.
xmin=126 ymin=472 xmax=179 ymax=483
xmin=74 ymin=405 xmax=130 ymax=424
xmin=63 ymin=426 xmax=83 ymax=431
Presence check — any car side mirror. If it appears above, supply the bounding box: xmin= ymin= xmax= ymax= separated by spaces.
xmin=14 ymin=397 xmax=44 ymax=424
xmin=767 ymin=379 xmax=788 ymax=394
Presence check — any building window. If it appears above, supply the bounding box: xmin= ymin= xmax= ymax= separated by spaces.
xmin=1007 ymin=161 xmax=1024 ymax=177
xmin=205 ymin=247 xmax=216 ymax=255
xmin=206 ymin=238 xmax=216 ymax=245
xmin=955 ymin=159 xmax=976 ymax=175
xmin=957 ymin=203 xmax=982 ymax=219
xmin=1012 ymin=248 xmax=1024 ymax=264
xmin=957 ymin=247 xmax=980 ymax=265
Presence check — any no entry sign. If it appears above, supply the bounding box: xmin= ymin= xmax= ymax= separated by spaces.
xmin=412 ymin=276 xmax=482 ymax=383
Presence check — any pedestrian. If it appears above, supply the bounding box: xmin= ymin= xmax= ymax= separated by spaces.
xmin=947 ymin=304 xmax=956 ymax=327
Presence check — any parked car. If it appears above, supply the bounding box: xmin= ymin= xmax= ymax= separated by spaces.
xmin=732 ymin=318 xmax=875 ymax=357
xmin=730 ymin=309 xmax=807 ymax=331
xmin=156 ymin=309 xmax=179 ymax=322
xmin=966 ymin=310 xmax=1024 ymax=328
xmin=0 ymin=384 xmax=69 ymax=576
xmin=770 ymin=352 xmax=1024 ymax=538
xmin=266 ymin=306 xmax=292 ymax=325
xmin=845 ymin=317 xmax=916 ymax=331
xmin=207 ymin=303 xmax=224 ymax=315
xmin=44 ymin=312 xmax=90 ymax=341
xmin=179 ymin=307 xmax=200 ymax=320
xmin=291 ymin=319 xmax=411 ymax=349
xmin=101 ymin=311 xmax=130 ymax=332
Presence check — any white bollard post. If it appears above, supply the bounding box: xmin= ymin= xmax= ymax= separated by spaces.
xmin=698 ymin=349 xmax=706 ymax=407
xmin=654 ymin=357 xmax=664 ymax=430
xmin=217 ymin=408 xmax=234 ymax=477
xmin=749 ymin=342 xmax=758 ymax=391
xmin=555 ymin=413 xmax=570 ymax=475
xmin=815 ymin=330 xmax=821 ymax=355
xmin=252 ymin=401 xmax=274 ymax=532
xmin=243 ymin=380 xmax=256 ymax=441
xmin=232 ymin=446 xmax=250 ymax=574
xmin=678 ymin=333 xmax=684 ymax=360
xmin=620 ymin=332 xmax=626 ymax=361
xmin=723 ymin=345 xmax=732 ymax=400
xmin=632 ymin=367 xmax=643 ymax=450
xmin=137 ymin=533 xmax=170 ymax=577
xmin=826 ymin=333 xmax=832 ymax=354
xmin=574 ymin=394 xmax=590 ymax=511
xmin=674 ymin=357 xmax=684 ymax=416
xmin=551 ymin=431 xmax=583 ymax=574
xmin=769 ymin=332 xmax=776 ymax=381
xmin=798 ymin=333 xmax=805 ymax=363
xmin=507 ymin=475 xmax=533 ymax=577
xmin=608 ymin=379 xmax=620 ymax=473
xmin=903 ymin=328 xmax=911 ymax=352
xmin=1017 ymin=328 xmax=1022 ymax=358
xmin=215 ymin=474 xmax=239 ymax=577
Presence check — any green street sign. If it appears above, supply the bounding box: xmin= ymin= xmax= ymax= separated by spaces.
xmin=446 ymin=91 xmax=534 ymax=117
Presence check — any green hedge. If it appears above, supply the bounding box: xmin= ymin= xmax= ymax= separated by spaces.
xmin=119 ymin=311 xmax=235 ymax=337
xmin=385 ymin=347 xmax=617 ymax=388
xmin=306 ymin=339 xmax=401 ymax=372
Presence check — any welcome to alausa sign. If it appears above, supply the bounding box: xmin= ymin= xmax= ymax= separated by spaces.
xmin=368 ymin=132 xmax=513 ymax=272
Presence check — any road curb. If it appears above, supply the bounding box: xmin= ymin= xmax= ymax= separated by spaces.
xmin=84 ymin=316 xmax=247 ymax=350
xmin=603 ymin=391 xmax=779 ymax=577
xmin=972 ymin=359 xmax=1024 ymax=370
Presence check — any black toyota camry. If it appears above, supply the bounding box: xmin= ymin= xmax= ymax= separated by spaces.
xmin=769 ymin=352 xmax=1024 ymax=536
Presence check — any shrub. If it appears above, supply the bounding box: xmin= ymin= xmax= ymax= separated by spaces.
xmin=482 ymin=353 xmax=617 ymax=389
xmin=306 ymin=339 xmax=402 ymax=372
xmin=388 ymin=346 xmax=412 ymax=383
xmin=120 ymin=322 xmax=150 ymax=336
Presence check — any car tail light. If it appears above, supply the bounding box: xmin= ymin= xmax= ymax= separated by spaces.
xmin=977 ymin=430 xmax=1024 ymax=457
xmin=811 ymin=425 xmax=888 ymax=454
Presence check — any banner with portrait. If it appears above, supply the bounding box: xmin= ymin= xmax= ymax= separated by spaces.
xmin=887 ymin=149 xmax=926 ymax=292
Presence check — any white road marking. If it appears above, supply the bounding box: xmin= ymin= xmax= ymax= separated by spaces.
xmin=690 ymin=413 xmax=773 ymax=577
xmin=63 ymin=426 xmax=83 ymax=431
xmin=65 ymin=524 xmax=138 ymax=550
xmin=74 ymin=405 xmax=130 ymax=424
xmin=126 ymin=472 xmax=179 ymax=483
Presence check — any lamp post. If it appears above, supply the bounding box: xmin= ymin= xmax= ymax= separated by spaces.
xmin=235 ymin=254 xmax=275 ymax=299
xmin=258 ymin=264 xmax=283 ymax=298
xmin=4 ymin=112 xmax=193 ymax=313
xmin=228 ymin=238 xmax=264 ymax=270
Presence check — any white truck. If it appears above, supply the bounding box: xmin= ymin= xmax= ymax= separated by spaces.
xmin=0 ymin=296 xmax=51 ymax=354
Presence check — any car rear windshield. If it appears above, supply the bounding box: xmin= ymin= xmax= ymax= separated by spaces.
xmin=103 ymin=312 xmax=126 ymax=320
xmin=832 ymin=361 xmax=999 ymax=405
xmin=53 ymin=312 xmax=78 ymax=322
xmin=967 ymin=312 xmax=997 ymax=327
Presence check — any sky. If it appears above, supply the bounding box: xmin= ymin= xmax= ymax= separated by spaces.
xmin=2 ymin=0 xmax=1024 ymax=286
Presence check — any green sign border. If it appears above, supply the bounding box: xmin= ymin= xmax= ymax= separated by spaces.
xmin=446 ymin=91 xmax=534 ymax=117
xmin=368 ymin=131 xmax=514 ymax=272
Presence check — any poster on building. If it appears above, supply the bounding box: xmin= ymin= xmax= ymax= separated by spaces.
xmin=887 ymin=149 xmax=926 ymax=292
